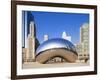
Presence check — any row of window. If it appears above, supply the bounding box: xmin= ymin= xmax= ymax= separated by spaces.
xmin=79 ymin=54 xmax=89 ymax=57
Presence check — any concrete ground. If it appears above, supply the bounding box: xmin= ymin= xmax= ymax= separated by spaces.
xmin=22 ymin=62 xmax=89 ymax=69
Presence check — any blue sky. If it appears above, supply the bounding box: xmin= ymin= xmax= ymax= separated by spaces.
xmin=31 ymin=11 xmax=89 ymax=44
xmin=24 ymin=11 xmax=89 ymax=44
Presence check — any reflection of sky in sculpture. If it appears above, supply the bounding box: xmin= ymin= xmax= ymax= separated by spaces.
xmin=36 ymin=38 xmax=77 ymax=55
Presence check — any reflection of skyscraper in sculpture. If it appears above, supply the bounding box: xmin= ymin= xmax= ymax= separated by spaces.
xmin=62 ymin=31 xmax=71 ymax=41
xmin=44 ymin=35 xmax=49 ymax=41
xmin=27 ymin=21 xmax=35 ymax=62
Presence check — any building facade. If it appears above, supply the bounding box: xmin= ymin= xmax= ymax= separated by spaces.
xmin=27 ymin=21 xmax=36 ymax=62
xmin=23 ymin=21 xmax=36 ymax=62
xmin=76 ymin=23 xmax=89 ymax=63
xmin=80 ymin=23 xmax=89 ymax=53
xmin=22 ymin=48 xmax=28 ymax=63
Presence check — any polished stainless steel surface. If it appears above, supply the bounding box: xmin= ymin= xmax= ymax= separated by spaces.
xmin=36 ymin=38 xmax=76 ymax=55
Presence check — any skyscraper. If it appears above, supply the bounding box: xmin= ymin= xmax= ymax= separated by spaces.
xmin=27 ymin=21 xmax=35 ymax=62
xmin=22 ymin=11 xmax=35 ymax=48
xmin=75 ymin=23 xmax=89 ymax=62
xmin=44 ymin=34 xmax=49 ymax=41
xmin=62 ymin=31 xmax=71 ymax=41
xmin=22 ymin=11 xmax=40 ymax=63
xmin=80 ymin=23 xmax=89 ymax=53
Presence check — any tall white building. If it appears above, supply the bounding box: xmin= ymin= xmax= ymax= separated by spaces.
xmin=80 ymin=23 xmax=89 ymax=43
xmin=44 ymin=34 xmax=49 ymax=41
xmin=75 ymin=23 xmax=89 ymax=63
xmin=62 ymin=31 xmax=71 ymax=41
xmin=27 ymin=21 xmax=35 ymax=62
xmin=80 ymin=23 xmax=89 ymax=53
